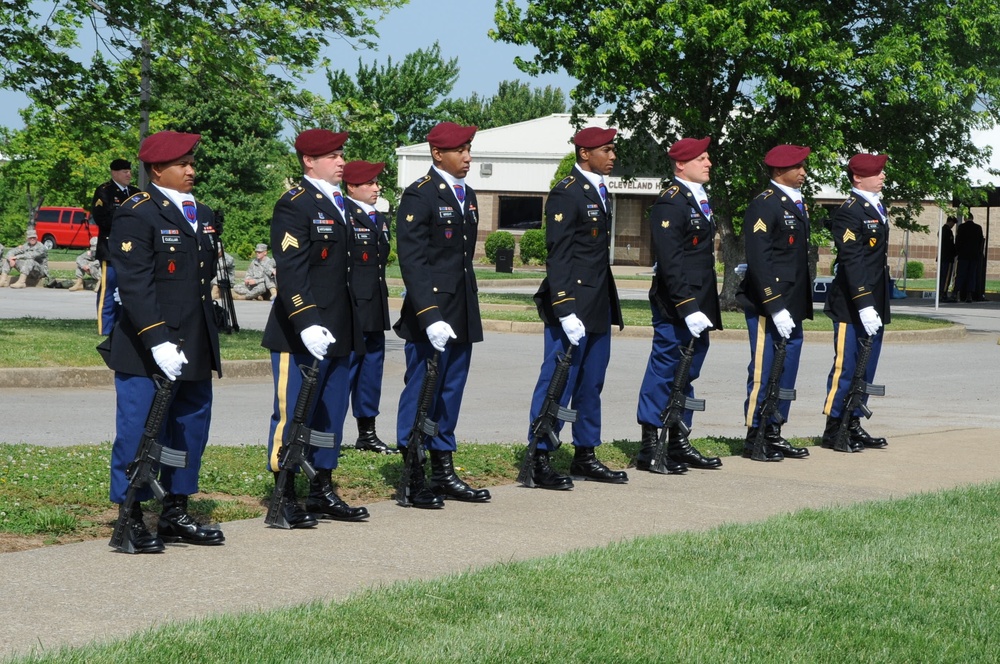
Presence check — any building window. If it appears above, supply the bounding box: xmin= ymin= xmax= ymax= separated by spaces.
xmin=498 ymin=195 xmax=543 ymax=230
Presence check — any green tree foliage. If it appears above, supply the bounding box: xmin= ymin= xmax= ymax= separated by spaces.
xmin=447 ymin=80 xmax=567 ymax=129
xmin=550 ymin=152 xmax=577 ymax=189
xmin=493 ymin=0 xmax=1000 ymax=306
xmin=518 ymin=228 xmax=547 ymax=264
xmin=484 ymin=230 xmax=516 ymax=263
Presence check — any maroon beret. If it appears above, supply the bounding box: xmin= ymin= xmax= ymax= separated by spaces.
xmin=426 ymin=122 xmax=477 ymax=149
xmin=294 ymin=129 xmax=349 ymax=156
xmin=138 ymin=131 xmax=200 ymax=164
xmin=668 ymin=136 xmax=711 ymax=162
xmin=848 ymin=153 xmax=888 ymax=178
xmin=764 ymin=144 xmax=811 ymax=168
xmin=573 ymin=126 xmax=618 ymax=149
xmin=342 ymin=160 xmax=386 ymax=185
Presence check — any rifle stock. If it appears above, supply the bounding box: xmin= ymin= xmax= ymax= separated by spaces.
xmin=265 ymin=357 xmax=337 ymax=528
xmin=519 ymin=346 xmax=576 ymax=487
xmin=750 ymin=338 xmax=797 ymax=460
xmin=109 ymin=375 xmax=187 ymax=553
xmin=651 ymin=339 xmax=705 ymax=474
xmin=395 ymin=351 xmax=441 ymax=506
xmin=834 ymin=335 xmax=885 ymax=452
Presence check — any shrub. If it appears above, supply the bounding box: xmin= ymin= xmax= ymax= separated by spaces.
xmin=906 ymin=260 xmax=924 ymax=279
xmin=484 ymin=231 xmax=515 ymax=264
xmin=519 ymin=229 xmax=547 ymax=264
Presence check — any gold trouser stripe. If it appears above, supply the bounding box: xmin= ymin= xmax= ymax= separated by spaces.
xmin=96 ymin=261 xmax=109 ymax=335
xmin=745 ymin=317 xmax=767 ymax=427
xmin=269 ymin=353 xmax=292 ymax=472
xmin=823 ymin=322 xmax=848 ymax=415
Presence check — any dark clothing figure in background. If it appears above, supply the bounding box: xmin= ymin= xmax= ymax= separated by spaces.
xmin=737 ymin=144 xmax=813 ymax=462
xmin=261 ymin=128 xmax=369 ymax=529
xmin=91 ymin=159 xmax=141 ymax=334
xmin=99 ymin=131 xmax=225 ymax=553
xmin=394 ymin=122 xmax=490 ymax=508
xmin=954 ymin=214 xmax=985 ymax=302
xmin=343 ymin=160 xmax=394 ymax=455
xmin=635 ymin=136 xmax=723 ymax=475
xmin=526 ymin=126 xmax=627 ymax=490
xmin=821 ymin=153 xmax=891 ymax=452
xmin=940 ymin=216 xmax=957 ymax=301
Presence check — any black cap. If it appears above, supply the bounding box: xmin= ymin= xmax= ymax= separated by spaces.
xmin=110 ymin=159 xmax=132 ymax=171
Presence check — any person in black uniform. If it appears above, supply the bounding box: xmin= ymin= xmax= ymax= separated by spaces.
xmin=821 ymin=153 xmax=891 ymax=452
xmin=738 ymin=144 xmax=813 ymax=462
xmin=635 ymin=136 xmax=723 ymax=474
xmin=954 ymin=213 xmax=985 ymax=302
xmin=940 ymin=216 xmax=957 ymax=302
xmin=100 ymin=131 xmax=225 ymax=553
xmin=525 ymin=126 xmax=627 ymax=489
xmin=262 ymin=129 xmax=369 ymax=528
xmin=343 ymin=160 xmax=394 ymax=454
xmin=394 ymin=121 xmax=491 ymax=509
xmin=91 ymin=158 xmax=141 ymax=335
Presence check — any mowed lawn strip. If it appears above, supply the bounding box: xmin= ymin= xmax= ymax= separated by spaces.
xmin=9 ymin=483 xmax=1000 ymax=663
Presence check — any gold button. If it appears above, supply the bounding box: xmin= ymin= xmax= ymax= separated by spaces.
xmin=433 ymin=287 xmax=438 ymax=292
xmin=577 ymin=279 xmax=582 ymax=284
xmin=200 ymin=279 xmax=205 ymax=284
xmin=170 ymin=247 xmax=176 ymax=252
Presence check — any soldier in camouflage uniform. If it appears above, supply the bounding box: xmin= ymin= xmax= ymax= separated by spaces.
xmin=233 ymin=243 xmax=276 ymax=300
xmin=69 ymin=236 xmax=101 ymax=291
xmin=211 ymin=243 xmax=236 ymax=301
xmin=1 ymin=230 xmax=49 ymax=288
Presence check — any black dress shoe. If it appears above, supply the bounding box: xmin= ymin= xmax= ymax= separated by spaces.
xmin=355 ymin=417 xmax=396 ymax=454
xmin=158 ymin=495 xmax=225 ymax=545
xmin=268 ymin=472 xmax=318 ymax=529
xmin=306 ymin=469 xmax=370 ymax=521
xmin=668 ymin=428 xmax=723 ymax=469
xmin=820 ymin=416 xmax=863 ymax=452
xmin=849 ymin=417 xmax=888 ymax=449
xmin=570 ymin=447 xmax=628 ymax=483
xmin=764 ymin=424 xmax=810 ymax=458
xmin=122 ymin=505 xmax=165 ymax=553
xmin=634 ymin=424 xmax=687 ymax=474
xmin=532 ymin=451 xmax=574 ymax=490
xmin=743 ymin=428 xmax=783 ymax=461
xmin=402 ymin=461 xmax=445 ymax=509
xmin=429 ymin=450 xmax=491 ymax=502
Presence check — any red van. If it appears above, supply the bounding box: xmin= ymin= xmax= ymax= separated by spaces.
xmin=32 ymin=206 xmax=95 ymax=250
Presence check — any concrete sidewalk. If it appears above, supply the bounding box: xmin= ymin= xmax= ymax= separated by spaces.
xmin=2 ymin=428 xmax=1000 ymax=660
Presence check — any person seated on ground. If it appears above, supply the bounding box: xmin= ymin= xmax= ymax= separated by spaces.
xmin=69 ymin=237 xmax=101 ymax=291
xmin=211 ymin=242 xmax=236 ymax=301
xmin=1 ymin=230 xmax=49 ymax=288
xmin=232 ymin=243 xmax=277 ymax=300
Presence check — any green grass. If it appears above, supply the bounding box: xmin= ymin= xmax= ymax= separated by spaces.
xmin=9 ymin=482 xmax=1000 ymax=662
xmin=0 ymin=318 xmax=269 ymax=367
xmin=0 ymin=438 xmax=742 ymax=547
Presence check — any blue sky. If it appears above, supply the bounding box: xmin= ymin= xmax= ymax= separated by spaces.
xmin=0 ymin=0 xmax=577 ymax=131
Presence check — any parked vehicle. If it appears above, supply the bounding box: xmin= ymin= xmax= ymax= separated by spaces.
xmin=32 ymin=206 xmax=94 ymax=250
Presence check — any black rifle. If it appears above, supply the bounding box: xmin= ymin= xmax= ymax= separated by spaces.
xmin=650 ymin=339 xmax=705 ymax=474
xmin=519 ymin=346 xmax=575 ymax=487
xmin=834 ymin=335 xmax=885 ymax=452
xmin=265 ymin=358 xmax=338 ymax=528
xmin=395 ymin=351 xmax=441 ymax=506
xmin=212 ymin=212 xmax=239 ymax=334
xmin=109 ymin=375 xmax=187 ymax=553
xmin=750 ymin=338 xmax=798 ymax=460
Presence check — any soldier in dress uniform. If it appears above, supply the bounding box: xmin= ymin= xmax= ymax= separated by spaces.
xmin=820 ymin=153 xmax=891 ymax=452
xmin=634 ymin=137 xmax=723 ymax=475
xmin=68 ymin=236 xmax=101 ymax=291
xmin=737 ymin=144 xmax=813 ymax=462
xmin=1 ymin=230 xmax=48 ymax=288
xmin=524 ymin=126 xmax=627 ymax=490
xmin=343 ymin=160 xmax=394 ymax=454
xmin=394 ymin=121 xmax=491 ymax=509
xmin=261 ymin=129 xmax=369 ymax=528
xmin=91 ymin=159 xmax=141 ymax=333
xmin=232 ymin=243 xmax=275 ymax=300
xmin=98 ymin=130 xmax=225 ymax=553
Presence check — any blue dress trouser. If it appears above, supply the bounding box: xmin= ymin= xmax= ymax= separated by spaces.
xmin=743 ymin=310 xmax=804 ymax=428
xmin=636 ymin=305 xmax=709 ymax=430
xmin=396 ymin=341 xmax=472 ymax=452
xmin=822 ymin=321 xmax=884 ymax=418
xmin=96 ymin=262 xmax=121 ymax=336
xmin=267 ymin=351 xmax=350 ymax=472
xmin=109 ymin=373 xmax=213 ymax=504
xmin=348 ymin=331 xmax=385 ymax=419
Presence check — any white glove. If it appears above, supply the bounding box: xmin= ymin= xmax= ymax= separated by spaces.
xmin=113 ymin=287 xmax=121 ymax=305
xmin=772 ymin=309 xmax=795 ymax=339
xmin=684 ymin=311 xmax=714 ymax=338
xmin=559 ymin=313 xmax=586 ymax=346
xmin=426 ymin=321 xmax=457 ymax=352
xmin=151 ymin=341 xmax=188 ymax=381
xmin=300 ymin=325 xmax=335 ymax=360
xmin=859 ymin=306 xmax=882 ymax=336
